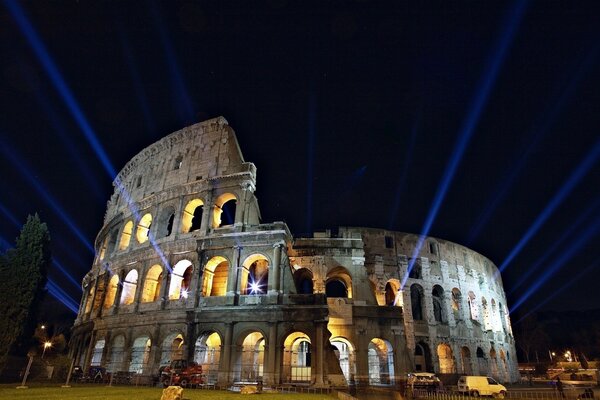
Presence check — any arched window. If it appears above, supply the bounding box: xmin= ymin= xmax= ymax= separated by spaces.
xmin=118 ymin=221 xmax=133 ymax=250
xmin=385 ymin=280 xmax=401 ymax=306
xmin=157 ymin=207 xmax=175 ymax=238
xmin=293 ymin=268 xmax=314 ymax=294
xmin=103 ymin=274 xmax=119 ymax=308
xmin=408 ymin=260 xmax=422 ymax=279
xmin=331 ymin=337 xmax=356 ymax=382
xmin=468 ymin=291 xmax=479 ymax=321
xmin=141 ymin=265 xmax=163 ymax=303
xmin=194 ymin=332 xmax=221 ymax=384
xmin=414 ymin=342 xmax=432 ymax=372
xmin=437 ymin=343 xmax=455 ymax=373
xmin=368 ymin=338 xmax=394 ymax=385
xmin=90 ymin=339 xmax=105 ymax=366
xmin=160 ymin=333 xmax=184 ymax=366
xmin=108 ymin=335 xmax=125 ymax=372
xmin=283 ymin=332 xmax=312 ymax=383
xmin=181 ymin=199 xmax=204 ymax=233
xmin=120 ymin=269 xmax=138 ymax=305
xmin=236 ymin=331 xmax=265 ymax=382
xmin=432 ymin=285 xmax=445 ymax=323
xmin=325 ymin=267 xmax=353 ymax=298
xmin=461 ymin=346 xmax=473 ymax=374
xmin=451 ymin=288 xmax=462 ymax=318
xmin=129 ymin=336 xmax=151 ymax=374
xmin=241 ymin=254 xmax=269 ymax=295
xmin=410 ymin=284 xmax=425 ymax=321
xmin=202 ymin=256 xmax=229 ymax=297
xmin=169 ymin=260 xmax=193 ymax=300
xmin=84 ymin=285 xmax=95 ymax=314
xmin=136 ymin=213 xmax=153 ymax=244
xmin=213 ymin=193 xmax=237 ymax=228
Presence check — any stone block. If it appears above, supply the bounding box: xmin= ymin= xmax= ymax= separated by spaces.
xmin=160 ymin=386 xmax=183 ymax=400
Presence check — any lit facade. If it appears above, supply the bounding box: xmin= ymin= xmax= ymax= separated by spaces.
xmin=70 ymin=117 xmax=519 ymax=386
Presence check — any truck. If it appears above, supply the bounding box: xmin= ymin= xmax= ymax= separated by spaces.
xmin=160 ymin=360 xmax=204 ymax=388
xmin=457 ymin=375 xmax=507 ymax=398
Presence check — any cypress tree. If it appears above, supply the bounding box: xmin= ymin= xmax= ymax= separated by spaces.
xmin=0 ymin=214 xmax=51 ymax=372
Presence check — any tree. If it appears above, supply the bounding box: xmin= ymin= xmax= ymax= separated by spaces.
xmin=0 ymin=214 xmax=51 ymax=373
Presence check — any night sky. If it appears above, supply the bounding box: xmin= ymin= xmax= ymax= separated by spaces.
xmin=0 ymin=1 xmax=598 ymax=321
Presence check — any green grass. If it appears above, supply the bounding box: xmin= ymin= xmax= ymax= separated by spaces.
xmin=0 ymin=385 xmax=334 ymax=400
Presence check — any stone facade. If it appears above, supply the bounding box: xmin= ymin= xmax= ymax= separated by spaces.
xmin=70 ymin=117 xmax=519 ymax=387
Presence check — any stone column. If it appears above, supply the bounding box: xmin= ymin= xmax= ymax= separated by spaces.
xmin=194 ymin=251 xmax=205 ymax=307
xmin=100 ymin=331 xmax=112 ymax=369
xmin=226 ymin=246 xmax=242 ymax=297
xmin=152 ymin=324 xmax=162 ymax=372
xmin=314 ymin=322 xmax=325 ymax=386
xmin=160 ymin=269 xmax=172 ymax=310
xmin=268 ymin=243 xmax=283 ymax=296
xmin=89 ymin=276 xmax=101 ymax=318
xmin=199 ymin=192 xmax=213 ymax=234
xmin=218 ymin=322 xmax=234 ymax=386
xmin=133 ymin=264 xmax=145 ymax=312
xmin=264 ymin=322 xmax=278 ymax=385
xmin=82 ymin=331 xmax=97 ymax=374
xmin=354 ymin=330 xmax=370 ymax=388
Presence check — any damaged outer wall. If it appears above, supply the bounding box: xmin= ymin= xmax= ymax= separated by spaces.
xmin=70 ymin=117 xmax=519 ymax=387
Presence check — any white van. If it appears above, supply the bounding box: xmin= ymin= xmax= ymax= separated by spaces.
xmin=457 ymin=376 xmax=507 ymax=398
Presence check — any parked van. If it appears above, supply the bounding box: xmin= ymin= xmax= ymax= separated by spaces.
xmin=458 ymin=376 xmax=507 ymax=398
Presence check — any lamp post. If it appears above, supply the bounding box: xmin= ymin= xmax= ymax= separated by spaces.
xmin=41 ymin=341 xmax=52 ymax=359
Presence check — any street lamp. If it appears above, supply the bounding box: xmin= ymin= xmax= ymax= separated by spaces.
xmin=41 ymin=341 xmax=52 ymax=359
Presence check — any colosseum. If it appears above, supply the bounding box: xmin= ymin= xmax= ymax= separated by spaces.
xmin=70 ymin=116 xmax=519 ymax=388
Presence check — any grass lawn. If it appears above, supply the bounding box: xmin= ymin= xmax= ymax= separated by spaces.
xmin=0 ymin=385 xmax=334 ymax=400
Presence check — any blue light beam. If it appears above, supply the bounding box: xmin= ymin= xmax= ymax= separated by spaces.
xmin=402 ymin=0 xmax=528 ymax=288
xmin=508 ymin=197 xmax=600 ymax=294
xmin=0 ymin=142 xmax=94 ymax=253
xmin=52 ymin=259 xmax=83 ymax=291
xmin=47 ymin=279 xmax=79 ymax=313
xmin=510 ymin=215 xmax=600 ymax=313
xmin=498 ymin=139 xmax=600 ymax=273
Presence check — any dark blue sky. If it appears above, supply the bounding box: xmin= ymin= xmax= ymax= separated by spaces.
xmin=0 ymin=1 xmax=598 ymax=319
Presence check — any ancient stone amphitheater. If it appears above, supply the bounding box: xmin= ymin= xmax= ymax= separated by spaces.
xmin=70 ymin=117 xmax=518 ymax=387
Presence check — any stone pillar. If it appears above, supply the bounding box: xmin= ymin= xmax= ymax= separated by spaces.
xmin=354 ymin=330 xmax=370 ymax=388
xmin=194 ymin=251 xmax=205 ymax=307
xmin=226 ymin=246 xmax=242 ymax=297
xmin=160 ymin=269 xmax=172 ymax=310
xmin=100 ymin=331 xmax=112 ymax=369
xmin=89 ymin=276 xmax=101 ymax=318
xmin=218 ymin=322 xmax=234 ymax=386
xmin=264 ymin=322 xmax=278 ymax=385
xmin=314 ymin=322 xmax=325 ymax=386
xmin=268 ymin=243 xmax=283 ymax=296
xmin=199 ymin=199 xmax=212 ymax=234
xmin=152 ymin=324 xmax=162 ymax=373
xmin=133 ymin=264 xmax=145 ymax=312
xmin=82 ymin=331 xmax=97 ymax=374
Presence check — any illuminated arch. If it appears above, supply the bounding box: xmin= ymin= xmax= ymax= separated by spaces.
xmin=120 ymin=269 xmax=138 ymax=305
xmin=325 ymin=267 xmax=353 ymax=298
xmin=235 ymin=331 xmax=265 ymax=382
xmin=368 ymin=338 xmax=394 ymax=385
xmin=129 ymin=336 xmax=151 ymax=373
xmin=160 ymin=333 xmax=185 ymax=366
xmin=414 ymin=341 xmax=432 ymax=372
xmin=468 ymin=291 xmax=479 ymax=321
xmin=293 ymin=268 xmax=314 ymax=294
xmin=103 ymin=274 xmax=119 ymax=309
xmin=141 ymin=265 xmax=163 ymax=303
xmin=330 ymin=337 xmax=356 ymax=383
xmin=194 ymin=332 xmax=221 ymax=384
xmin=84 ymin=285 xmax=95 ymax=314
xmin=118 ymin=221 xmax=133 ymax=250
xmin=437 ymin=343 xmax=455 ymax=373
xmin=136 ymin=213 xmax=153 ymax=244
xmin=213 ymin=193 xmax=237 ymax=228
xmin=240 ymin=254 xmax=269 ymax=295
xmin=108 ymin=334 xmax=126 ymax=372
xmin=90 ymin=339 xmax=105 ymax=366
xmin=283 ymin=332 xmax=311 ymax=383
xmin=384 ymin=279 xmax=401 ymax=306
xmin=202 ymin=256 xmax=229 ymax=297
xmin=169 ymin=259 xmax=193 ymax=300
xmin=181 ymin=199 xmax=204 ymax=233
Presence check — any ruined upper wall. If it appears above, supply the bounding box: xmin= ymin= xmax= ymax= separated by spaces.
xmin=104 ymin=116 xmax=248 ymax=223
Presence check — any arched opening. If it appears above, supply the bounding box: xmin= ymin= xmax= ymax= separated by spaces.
xmin=325 ymin=267 xmax=353 ymax=298
xmin=499 ymin=349 xmax=508 ymax=382
xmin=410 ymin=284 xmax=425 ymax=321
xmin=108 ymin=335 xmax=125 ymax=373
xmin=103 ymin=274 xmax=119 ymax=309
xmin=482 ymin=297 xmax=491 ymax=330
xmin=169 ymin=260 xmax=193 ymax=300
xmin=293 ymin=268 xmax=314 ymax=294
xmin=414 ymin=342 xmax=432 ymax=372
xmin=90 ymin=339 xmax=105 ymax=366
xmin=468 ymin=291 xmax=479 ymax=321
xmin=437 ymin=343 xmax=455 ymax=373
xmin=385 ymin=279 xmax=401 ymax=306
xmin=202 ymin=256 xmax=228 ymax=297
xmin=194 ymin=332 xmax=221 ymax=384
xmin=120 ymin=269 xmax=138 ymax=305
xmin=181 ymin=199 xmax=204 ymax=233
xmin=129 ymin=336 xmax=151 ymax=374
xmin=432 ymin=285 xmax=445 ymax=323
xmin=235 ymin=331 xmax=264 ymax=382
xmin=213 ymin=193 xmax=237 ymax=228
xmin=476 ymin=347 xmax=488 ymax=375
xmin=160 ymin=333 xmax=184 ymax=366
xmin=118 ymin=221 xmax=133 ymax=250
xmin=408 ymin=260 xmax=422 ymax=279
xmin=451 ymin=288 xmax=462 ymax=320
xmin=282 ymin=332 xmax=312 ymax=383
xmin=461 ymin=346 xmax=473 ymax=374
xmin=240 ymin=254 xmax=269 ymax=296
xmin=136 ymin=213 xmax=153 ymax=244
xmin=330 ymin=337 xmax=356 ymax=383
xmin=98 ymin=237 xmax=108 ymax=261
xmin=84 ymin=285 xmax=95 ymax=314
xmin=489 ymin=348 xmax=499 ymax=380
xmin=157 ymin=207 xmax=175 ymax=238
xmin=368 ymin=338 xmax=394 ymax=385
xmin=141 ymin=265 xmax=163 ymax=303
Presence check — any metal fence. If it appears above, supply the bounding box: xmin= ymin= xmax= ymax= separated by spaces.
xmin=412 ymin=388 xmax=596 ymax=400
